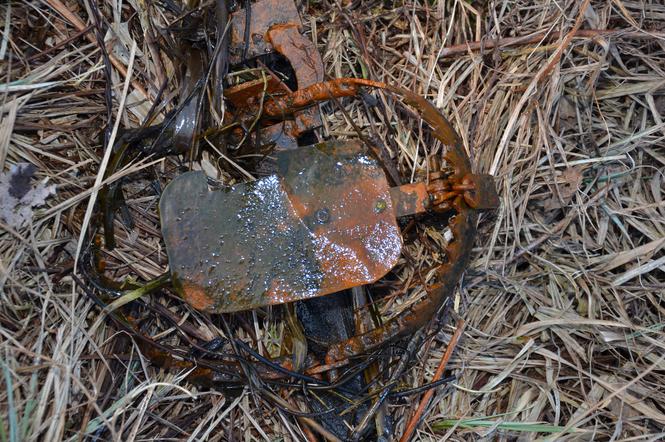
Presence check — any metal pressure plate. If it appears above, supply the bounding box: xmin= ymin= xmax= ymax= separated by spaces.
xmin=160 ymin=141 xmax=403 ymax=313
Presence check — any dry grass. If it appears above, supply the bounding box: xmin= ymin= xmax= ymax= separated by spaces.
xmin=2 ymin=0 xmax=665 ymax=440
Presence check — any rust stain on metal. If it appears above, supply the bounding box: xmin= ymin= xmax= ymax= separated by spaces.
xmin=181 ymin=281 xmax=215 ymax=311
xmin=228 ymin=0 xmax=302 ymax=64
xmin=458 ymin=173 xmax=500 ymax=210
xmin=224 ymin=76 xmax=290 ymax=108
xmin=389 ymin=182 xmax=430 ymax=217
xmin=226 ymin=0 xmax=325 ymax=146
xmin=277 ymin=141 xmax=403 ymax=294
xmin=267 ymin=23 xmax=324 ymax=91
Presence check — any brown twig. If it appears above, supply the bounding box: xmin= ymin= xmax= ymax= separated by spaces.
xmin=25 ymin=24 xmax=93 ymax=62
xmin=399 ymin=319 xmax=466 ymax=442
xmin=536 ymin=0 xmax=591 ymax=81
xmin=44 ymin=0 xmax=150 ymax=100
xmin=437 ymin=28 xmax=664 ymax=59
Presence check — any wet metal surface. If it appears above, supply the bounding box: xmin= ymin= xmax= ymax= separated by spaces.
xmin=160 ymin=141 xmax=402 ymax=313
xmin=173 ymin=47 xmax=205 ymax=153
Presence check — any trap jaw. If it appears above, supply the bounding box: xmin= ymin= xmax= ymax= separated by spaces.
xmin=160 ymin=141 xmax=498 ymax=313
xmin=168 ymin=4 xmax=500 ymax=313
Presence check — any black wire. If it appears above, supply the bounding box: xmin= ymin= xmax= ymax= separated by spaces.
xmin=75 ymin=254 xmax=387 ymax=397
xmin=389 ymin=376 xmax=455 ymax=398
xmin=141 ymin=77 xmax=170 ymax=128
xmin=242 ymin=0 xmax=251 ymax=63
xmin=73 ymin=275 xmax=246 ymax=382
xmin=233 ymin=339 xmax=332 ymax=386
xmin=85 ymin=0 xmax=113 ymax=149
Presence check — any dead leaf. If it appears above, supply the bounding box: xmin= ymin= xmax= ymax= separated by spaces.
xmin=0 ymin=163 xmax=56 ymax=228
xmin=544 ymin=166 xmax=584 ymax=210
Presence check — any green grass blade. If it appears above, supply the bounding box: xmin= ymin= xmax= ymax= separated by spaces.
xmin=432 ymin=418 xmax=580 ymax=434
xmin=19 ymin=373 xmax=38 ymax=440
xmin=1 ymin=361 xmax=18 ymax=442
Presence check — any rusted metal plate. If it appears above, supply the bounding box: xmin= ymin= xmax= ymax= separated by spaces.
xmin=160 ymin=141 xmax=402 ymax=313
xmin=389 ymin=182 xmax=430 ymax=217
xmin=228 ymin=0 xmax=302 ymax=64
xmin=267 ymin=23 xmax=324 ymax=91
xmin=275 ymin=141 xmax=403 ymax=294
xmin=228 ymin=0 xmax=324 ymax=141
xmin=266 ymin=23 xmax=324 ymax=132
xmin=224 ymin=76 xmax=290 ymax=108
xmin=459 ymin=173 xmax=500 ymax=210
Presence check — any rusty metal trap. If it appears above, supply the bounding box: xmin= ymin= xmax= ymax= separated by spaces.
xmin=79 ymin=0 xmax=499 ymax=439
